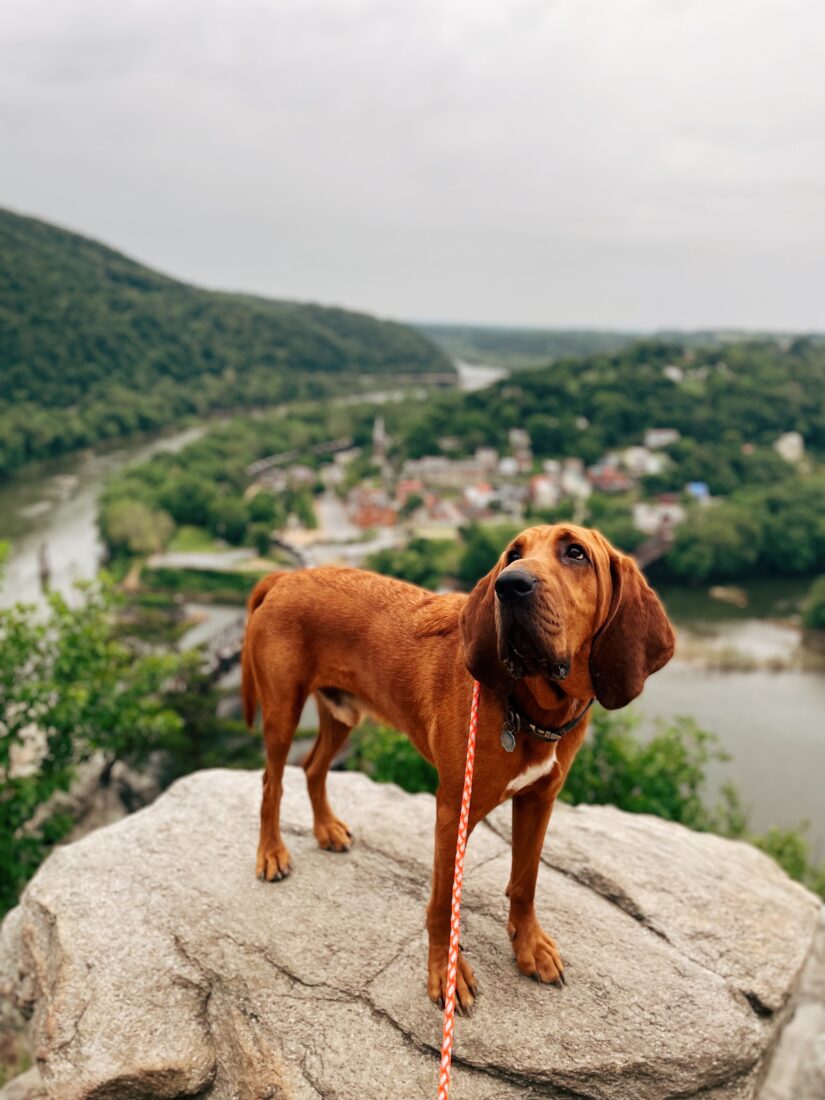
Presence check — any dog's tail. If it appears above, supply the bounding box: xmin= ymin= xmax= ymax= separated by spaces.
xmin=242 ymin=572 xmax=287 ymax=729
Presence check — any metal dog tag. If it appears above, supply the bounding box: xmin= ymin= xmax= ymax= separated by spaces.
xmin=500 ymin=711 xmax=518 ymax=753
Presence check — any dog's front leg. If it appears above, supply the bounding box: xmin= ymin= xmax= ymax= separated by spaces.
xmin=426 ymin=789 xmax=479 ymax=1011
xmin=506 ymin=783 xmax=565 ymax=984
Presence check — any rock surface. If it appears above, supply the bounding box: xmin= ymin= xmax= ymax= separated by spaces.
xmin=0 ymin=766 xmax=820 ymax=1100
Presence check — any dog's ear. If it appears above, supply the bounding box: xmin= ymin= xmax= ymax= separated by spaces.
xmin=589 ymin=552 xmax=675 ymax=710
xmin=459 ymin=567 xmax=511 ymax=694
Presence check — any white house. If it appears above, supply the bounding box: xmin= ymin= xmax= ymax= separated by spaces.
xmin=644 ymin=428 xmax=681 ymax=450
xmin=773 ymin=431 xmax=805 ymax=464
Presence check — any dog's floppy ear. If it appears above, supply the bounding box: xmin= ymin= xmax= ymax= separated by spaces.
xmin=589 ymin=552 xmax=675 ymax=710
xmin=459 ymin=567 xmax=511 ymax=694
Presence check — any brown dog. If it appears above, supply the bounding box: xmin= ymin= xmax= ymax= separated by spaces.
xmin=242 ymin=524 xmax=675 ymax=1007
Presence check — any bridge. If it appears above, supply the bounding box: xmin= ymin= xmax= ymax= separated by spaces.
xmin=246 ymin=437 xmax=354 ymax=478
xmin=633 ymin=531 xmax=675 ymax=570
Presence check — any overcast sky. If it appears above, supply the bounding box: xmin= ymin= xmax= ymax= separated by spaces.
xmin=1 ymin=0 xmax=823 ymax=330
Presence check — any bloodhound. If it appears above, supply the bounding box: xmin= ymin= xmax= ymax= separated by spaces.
xmin=242 ymin=524 xmax=675 ymax=1008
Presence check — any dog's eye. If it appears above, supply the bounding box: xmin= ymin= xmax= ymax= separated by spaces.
xmin=565 ymin=543 xmax=587 ymax=562
xmin=506 ymin=547 xmax=521 ymax=564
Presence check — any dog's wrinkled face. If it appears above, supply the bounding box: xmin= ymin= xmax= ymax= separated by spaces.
xmin=460 ymin=524 xmax=675 ymax=709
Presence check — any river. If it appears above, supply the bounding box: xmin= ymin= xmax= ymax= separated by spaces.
xmin=1 ymin=371 xmax=823 ymax=854
xmin=639 ymin=582 xmax=825 ymax=857
xmin=0 ymin=427 xmax=206 ymax=608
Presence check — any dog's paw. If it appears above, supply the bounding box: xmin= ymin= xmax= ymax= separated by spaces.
xmin=508 ymin=919 xmax=565 ymax=985
xmin=314 ymin=816 xmax=352 ymax=852
xmin=427 ymin=949 xmax=478 ymax=1013
xmin=256 ymin=843 xmax=292 ymax=882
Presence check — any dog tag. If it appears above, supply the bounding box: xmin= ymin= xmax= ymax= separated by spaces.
xmin=500 ymin=711 xmax=518 ymax=753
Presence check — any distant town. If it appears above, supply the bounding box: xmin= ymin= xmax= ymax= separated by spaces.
xmin=243 ymin=413 xmax=806 ymax=568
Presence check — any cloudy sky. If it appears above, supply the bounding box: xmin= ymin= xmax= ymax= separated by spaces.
xmin=1 ymin=0 xmax=823 ymax=329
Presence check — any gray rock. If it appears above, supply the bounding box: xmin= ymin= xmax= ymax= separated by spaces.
xmin=0 ymin=767 xmax=820 ymax=1100
xmin=759 ymin=907 xmax=825 ymax=1100
xmin=0 ymin=1067 xmax=47 ymax=1100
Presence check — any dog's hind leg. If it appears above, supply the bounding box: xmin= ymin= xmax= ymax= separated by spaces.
xmin=303 ymin=696 xmax=353 ymax=852
xmin=257 ymin=684 xmax=307 ymax=882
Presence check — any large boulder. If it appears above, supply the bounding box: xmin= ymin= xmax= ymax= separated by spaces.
xmin=0 ymin=767 xmax=820 ymax=1099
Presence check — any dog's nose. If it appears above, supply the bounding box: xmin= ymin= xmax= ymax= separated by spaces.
xmin=495 ymin=568 xmax=537 ymax=602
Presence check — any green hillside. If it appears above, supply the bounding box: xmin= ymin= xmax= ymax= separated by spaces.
xmin=0 ymin=208 xmax=452 ymax=477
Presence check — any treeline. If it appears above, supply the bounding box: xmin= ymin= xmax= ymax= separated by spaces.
xmin=0 ymin=208 xmax=451 ymax=477
xmin=417 ymin=323 xmax=638 ymax=368
xmin=417 ymin=322 xmax=821 ymax=370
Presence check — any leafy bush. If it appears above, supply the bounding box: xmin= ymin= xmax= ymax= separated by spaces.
xmin=457 ymin=522 xmax=522 ymax=585
xmin=802 ymin=576 xmax=825 ymax=631
xmin=366 ymin=538 xmax=461 ymax=589
xmin=0 ymin=582 xmax=183 ymax=914
xmin=347 ymin=722 xmax=438 ymax=794
xmin=560 ymin=708 xmax=745 ymax=833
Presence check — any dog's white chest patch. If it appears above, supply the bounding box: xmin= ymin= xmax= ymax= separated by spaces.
xmin=506 ymin=749 xmax=557 ymax=796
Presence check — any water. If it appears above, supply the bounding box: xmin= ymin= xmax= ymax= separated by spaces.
xmin=454 ymin=359 xmax=508 ymax=391
xmin=640 ymin=583 xmax=825 ymax=856
xmin=0 ymin=427 xmax=204 ymax=607
xmin=640 ymin=661 xmax=825 ymax=855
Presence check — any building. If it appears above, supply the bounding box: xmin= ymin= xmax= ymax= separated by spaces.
xmin=773 ymin=431 xmax=805 ymax=464
xmin=474 ymin=447 xmax=499 ymax=472
xmin=644 ymin=428 xmax=681 ymax=450
xmin=401 ymin=456 xmax=486 ymax=488
xmin=633 ymin=499 xmax=686 ymax=535
xmin=588 ymin=462 xmax=634 ymax=494
xmin=622 ymin=446 xmax=669 ymax=477
xmin=529 ymin=474 xmax=560 ymax=510
xmin=560 ymin=458 xmax=591 ymax=500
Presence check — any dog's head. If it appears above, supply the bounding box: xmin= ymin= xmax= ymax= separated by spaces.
xmin=459 ymin=524 xmax=675 ymax=709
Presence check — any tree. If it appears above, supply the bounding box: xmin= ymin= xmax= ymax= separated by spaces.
xmin=102 ymin=500 xmax=174 ymax=555
xmin=0 ymin=582 xmax=183 ymax=913
xmin=667 ymin=502 xmax=763 ymax=582
xmin=457 ymin=523 xmax=521 ymax=586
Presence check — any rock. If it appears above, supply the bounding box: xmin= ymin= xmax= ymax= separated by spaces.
xmin=0 ymin=767 xmax=820 ymax=1100
xmin=0 ymin=1067 xmax=47 ymax=1100
xmin=758 ymin=907 xmax=825 ymax=1100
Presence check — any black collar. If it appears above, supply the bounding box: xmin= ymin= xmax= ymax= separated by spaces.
xmin=504 ymin=696 xmax=594 ymax=744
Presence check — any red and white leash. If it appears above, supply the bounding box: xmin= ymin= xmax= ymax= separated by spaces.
xmin=436 ymin=678 xmax=481 ymax=1100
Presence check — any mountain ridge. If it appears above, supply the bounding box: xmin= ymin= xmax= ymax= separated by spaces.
xmin=0 ymin=206 xmax=451 ymax=476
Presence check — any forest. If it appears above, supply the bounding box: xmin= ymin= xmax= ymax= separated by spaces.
xmin=0 ymin=208 xmax=451 ymax=477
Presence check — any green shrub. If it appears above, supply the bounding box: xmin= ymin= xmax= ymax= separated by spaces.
xmin=346 ymin=722 xmax=438 ymax=794
xmin=803 ymin=576 xmax=825 ymax=631
xmin=366 ymin=538 xmax=461 ymax=589
xmin=0 ymin=582 xmax=183 ymax=914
